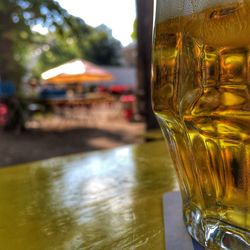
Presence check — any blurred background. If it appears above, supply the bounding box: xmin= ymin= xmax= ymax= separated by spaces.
xmin=0 ymin=0 xmax=158 ymax=167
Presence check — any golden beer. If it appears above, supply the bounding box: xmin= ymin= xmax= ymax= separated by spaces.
xmin=152 ymin=0 xmax=250 ymax=248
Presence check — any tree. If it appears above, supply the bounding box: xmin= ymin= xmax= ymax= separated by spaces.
xmin=32 ymin=24 xmax=122 ymax=76
xmin=131 ymin=19 xmax=137 ymax=41
xmin=0 ymin=0 xmax=79 ymax=86
xmin=31 ymin=21 xmax=91 ymax=78
xmin=83 ymin=28 xmax=121 ymax=66
xmin=31 ymin=32 xmax=81 ymax=78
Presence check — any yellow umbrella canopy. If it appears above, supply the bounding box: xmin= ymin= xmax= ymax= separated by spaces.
xmin=41 ymin=59 xmax=113 ymax=84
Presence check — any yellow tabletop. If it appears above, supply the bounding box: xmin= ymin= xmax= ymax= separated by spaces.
xmin=0 ymin=141 xmax=178 ymax=250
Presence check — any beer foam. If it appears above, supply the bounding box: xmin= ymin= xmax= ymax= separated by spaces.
xmin=156 ymin=0 xmax=241 ymax=22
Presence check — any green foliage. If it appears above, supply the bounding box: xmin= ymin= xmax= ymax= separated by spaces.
xmin=131 ymin=19 xmax=137 ymax=41
xmin=83 ymin=30 xmax=121 ymax=66
xmin=0 ymin=0 xmax=122 ymax=87
xmin=31 ymin=31 xmax=82 ymax=78
xmin=0 ymin=0 xmax=81 ymax=86
xmin=32 ymin=24 xmax=122 ymax=76
xmin=0 ymin=0 xmax=87 ymax=86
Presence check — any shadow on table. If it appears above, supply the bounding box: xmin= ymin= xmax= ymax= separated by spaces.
xmin=0 ymin=127 xmax=142 ymax=167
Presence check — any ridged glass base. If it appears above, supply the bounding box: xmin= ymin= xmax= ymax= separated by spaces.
xmin=183 ymin=204 xmax=250 ymax=250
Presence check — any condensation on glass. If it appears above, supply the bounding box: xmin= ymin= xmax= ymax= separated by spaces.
xmin=152 ymin=0 xmax=250 ymax=249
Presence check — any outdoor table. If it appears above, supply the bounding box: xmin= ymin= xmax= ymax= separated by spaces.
xmin=0 ymin=141 xmax=179 ymax=249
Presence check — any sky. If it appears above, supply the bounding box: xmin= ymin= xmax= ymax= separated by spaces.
xmin=57 ymin=0 xmax=136 ymax=46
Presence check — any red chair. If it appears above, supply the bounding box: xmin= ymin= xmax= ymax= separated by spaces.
xmin=0 ymin=103 xmax=8 ymax=126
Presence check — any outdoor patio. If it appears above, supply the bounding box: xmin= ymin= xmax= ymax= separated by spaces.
xmin=0 ymin=109 xmax=145 ymax=167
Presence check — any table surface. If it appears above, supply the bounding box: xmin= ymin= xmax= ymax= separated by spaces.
xmin=0 ymin=141 xmax=179 ymax=250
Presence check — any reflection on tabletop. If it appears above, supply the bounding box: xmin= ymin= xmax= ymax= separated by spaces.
xmin=0 ymin=141 xmax=178 ymax=249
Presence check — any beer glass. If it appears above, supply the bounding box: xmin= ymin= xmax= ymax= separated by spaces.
xmin=152 ymin=0 xmax=250 ymax=249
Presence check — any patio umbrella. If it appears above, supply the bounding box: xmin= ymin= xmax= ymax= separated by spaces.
xmin=41 ymin=59 xmax=113 ymax=84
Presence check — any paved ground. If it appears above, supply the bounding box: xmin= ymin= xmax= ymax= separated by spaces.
xmin=0 ymin=110 xmax=145 ymax=167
